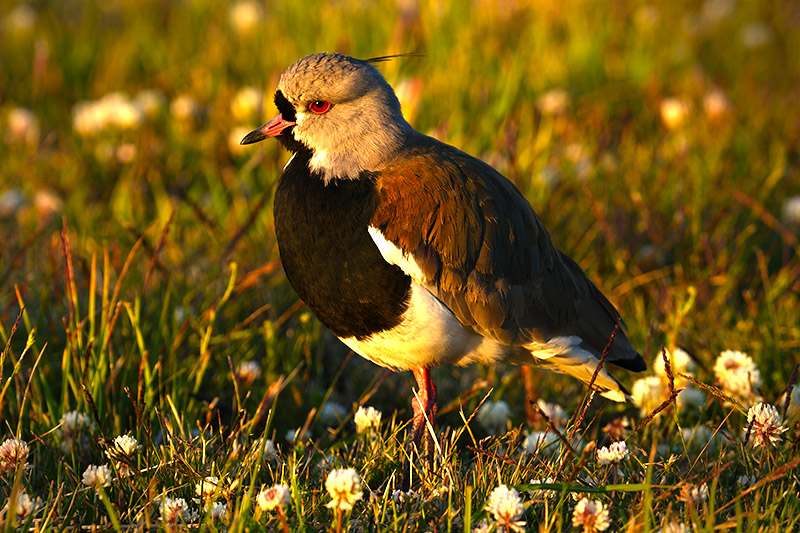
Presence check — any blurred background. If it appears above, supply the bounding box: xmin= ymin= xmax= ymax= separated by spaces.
xmin=1 ymin=0 xmax=799 ymax=438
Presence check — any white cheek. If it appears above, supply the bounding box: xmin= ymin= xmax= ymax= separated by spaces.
xmin=295 ymin=111 xmax=305 ymax=124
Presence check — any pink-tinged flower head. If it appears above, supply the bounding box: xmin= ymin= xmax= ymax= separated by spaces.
xmin=572 ymin=498 xmax=611 ymax=532
xmin=325 ymin=468 xmax=363 ymax=511
xmin=485 ymin=485 xmax=526 ymax=532
xmin=0 ymin=438 xmax=30 ymax=475
xmin=746 ymin=403 xmax=787 ymax=447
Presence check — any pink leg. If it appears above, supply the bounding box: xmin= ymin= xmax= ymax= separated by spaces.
xmin=404 ymin=367 xmax=437 ymax=489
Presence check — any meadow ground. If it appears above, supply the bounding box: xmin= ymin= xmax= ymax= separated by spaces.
xmin=1 ymin=1 xmax=799 ymax=531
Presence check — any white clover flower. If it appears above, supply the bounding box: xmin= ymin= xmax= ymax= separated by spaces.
xmin=285 ymin=428 xmax=310 ymax=443
xmin=677 ymin=386 xmax=706 ymax=411
xmin=536 ymin=399 xmax=568 ymax=429
xmin=714 ymin=350 xmax=761 ymax=403
xmin=56 ymin=410 xmax=96 ymax=454
xmin=682 ymin=483 xmax=708 ymax=506
xmin=208 ymin=501 xmax=227 ymax=521
xmin=170 ymin=95 xmax=201 ymax=124
xmin=736 ymin=474 xmax=757 ymax=487
xmin=195 ymin=476 xmax=221 ymax=502
xmin=471 ymin=519 xmax=491 ymax=533
xmin=82 ymin=464 xmax=112 ymax=489
xmin=0 ymin=438 xmax=30 ymax=475
xmin=257 ymin=483 xmax=291 ymax=511
xmin=228 ymin=0 xmax=264 ymax=35
xmin=783 ymin=196 xmax=800 ymax=227
xmin=354 ymin=406 xmax=382 ymax=433
xmin=325 ymin=468 xmax=363 ymax=511
xmin=6 ymin=107 xmax=40 ymax=146
xmin=235 ymin=360 xmax=262 ymax=385
xmin=485 ymin=485 xmax=526 ymax=532
xmin=740 ymin=22 xmax=773 ymax=49
xmin=572 ymin=497 xmax=611 ymax=532
xmin=105 ymin=434 xmax=140 ymax=476
xmin=476 ymin=400 xmax=511 ymax=434
xmin=597 ymin=441 xmax=630 ymax=465
xmin=703 ymin=89 xmax=732 ymax=122
xmin=631 ymin=376 xmax=664 ymax=414
xmin=524 ymin=431 xmax=558 ymax=455
xmin=537 ymin=88 xmax=570 ymax=115
xmin=6 ymin=491 xmax=38 ymax=518
xmin=231 ymin=86 xmax=263 ymax=123
xmin=100 ymin=92 xmax=143 ymax=130
xmin=659 ymin=98 xmax=689 ymax=130
xmin=658 ymin=522 xmax=688 ymax=533
xmin=746 ymin=403 xmax=787 ymax=447
xmin=681 ymin=425 xmax=717 ymax=450
xmin=159 ymin=497 xmax=198 ymax=530
xmin=654 ymin=348 xmax=695 ymax=386
xmin=135 ymin=89 xmax=166 ymax=121
xmin=318 ymin=401 xmax=347 ymax=427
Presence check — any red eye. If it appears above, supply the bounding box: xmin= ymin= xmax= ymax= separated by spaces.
xmin=308 ymin=100 xmax=332 ymax=114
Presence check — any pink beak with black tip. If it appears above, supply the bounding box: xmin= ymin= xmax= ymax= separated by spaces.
xmin=240 ymin=113 xmax=296 ymax=145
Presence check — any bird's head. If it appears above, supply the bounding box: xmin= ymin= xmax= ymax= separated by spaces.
xmin=241 ymin=53 xmax=413 ymax=183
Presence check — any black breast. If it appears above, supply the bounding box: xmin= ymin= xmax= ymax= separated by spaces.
xmin=273 ymin=149 xmax=411 ymax=339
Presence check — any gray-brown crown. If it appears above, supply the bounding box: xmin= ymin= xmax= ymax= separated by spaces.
xmin=276 ymin=53 xmax=414 ymax=182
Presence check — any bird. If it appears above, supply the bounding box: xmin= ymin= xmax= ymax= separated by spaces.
xmin=241 ymin=52 xmax=646 ymax=479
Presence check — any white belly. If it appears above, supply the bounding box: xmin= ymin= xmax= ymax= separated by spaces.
xmin=339 ymin=283 xmax=508 ymax=371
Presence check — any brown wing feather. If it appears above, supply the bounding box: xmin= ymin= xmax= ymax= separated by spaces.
xmin=371 ymin=135 xmax=644 ymax=369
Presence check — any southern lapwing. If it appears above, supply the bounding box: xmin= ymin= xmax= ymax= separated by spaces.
xmin=241 ymin=52 xmax=646 ymax=477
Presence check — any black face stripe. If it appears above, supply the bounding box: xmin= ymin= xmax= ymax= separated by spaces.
xmin=274 ymin=90 xmax=296 ymax=122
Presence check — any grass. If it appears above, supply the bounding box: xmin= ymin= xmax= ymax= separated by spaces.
xmin=1 ymin=0 xmax=799 ymax=530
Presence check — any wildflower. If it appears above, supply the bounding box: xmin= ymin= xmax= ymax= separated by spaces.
xmin=658 ymin=522 xmax=688 ymax=533
xmin=485 ymin=485 xmax=526 ymax=532
xmin=631 ymin=376 xmax=664 ymax=414
xmin=135 ymin=89 xmax=166 ymax=121
xmin=682 ymin=483 xmax=708 ymax=506
xmin=536 ymin=88 xmax=569 ymax=115
xmin=391 ymin=488 xmax=416 ymax=504
xmin=0 ymin=438 xmax=30 ymax=475
xmin=235 ymin=360 xmax=262 ymax=385
xmin=56 ymin=410 xmax=96 ymax=454
xmin=523 ymin=431 xmax=558 ymax=454
xmin=285 ymin=428 xmax=310 ymax=443
xmin=115 ymin=143 xmax=137 ymax=164
xmin=170 ymin=95 xmax=201 ymax=125
xmin=746 ymin=403 xmax=787 ymax=447
xmin=602 ymin=417 xmax=631 ymax=440
xmin=160 ymin=497 xmax=198 ymax=530
xmin=354 ymin=406 xmax=382 ymax=433
xmin=318 ymin=401 xmax=347 ymax=427
xmin=703 ymin=89 xmax=732 ymax=122
xmin=536 ymin=399 xmax=568 ymax=429
xmin=82 ymin=464 xmax=112 ymax=489
xmin=654 ymin=348 xmax=695 ymax=386
xmin=476 ymin=400 xmax=511 ymax=433
xmin=681 ymin=425 xmax=718 ymax=451
xmin=572 ymin=497 xmax=611 ymax=532
xmin=6 ymin=107 xmax=40 ymax=146
xmin=740 ymin=22 xmax=773 ymax=49
xmin=231 ymin=86 xmax=263 ymax=123
xmin=714 ymin=350 xmax=761 ymax=403
xmin=471 ymin=519 xmax=491 ymax=533
xmin=4 ymin=491 xmax=37 ymax=519
xmin=105 ymin=435 xmax=140 ymax=476
xmin=208 ymin=501 xmax=227 ymax=521
xmin=597 ymin=441 xmax=629 ymax=465
xmin=228 ymin=0 xmax=264 ymax=35
xmin=195 ymin=476 xmax=221 ymax=502
xmin=257 ymin=483 xmax=291 ymax=511
xmin=736 ymin=474 xmax=757 ymax=487
xmin=782 ymin=196 xmax=800 ymax=227
xmin=677 ymin=386 xmax=706 ymax=410
xmin=325 ymin=468 xmax=363 ymax=511
xmin=659 ymin=98 xmax=689 ymax=130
